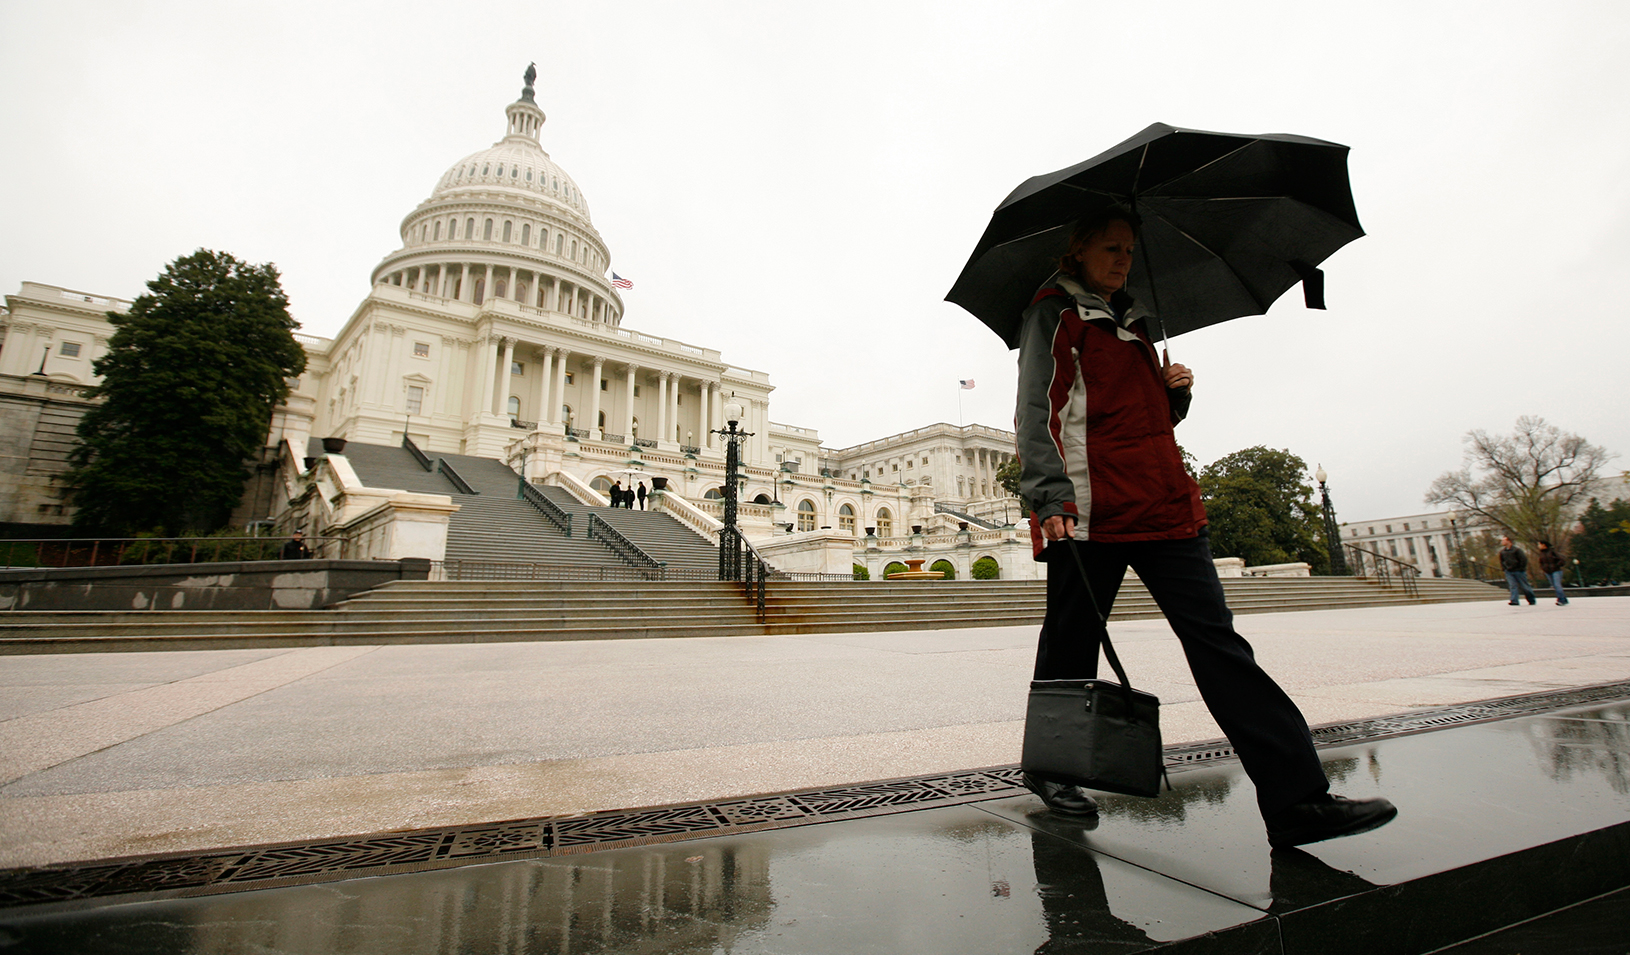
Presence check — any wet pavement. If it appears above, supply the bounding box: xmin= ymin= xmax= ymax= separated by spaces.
xmin=3 ymin=696 xmax=1627 ymax=954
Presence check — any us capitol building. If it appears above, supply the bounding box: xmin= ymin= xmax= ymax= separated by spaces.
xmin=0 ymin=69 xmax=1034 ymax=579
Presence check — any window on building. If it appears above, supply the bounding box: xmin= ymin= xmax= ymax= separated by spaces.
xmin=482 ymin=164 xmax=490 ymax=175
xmin=494 ymin=281 xmax=506 ymax=299
xmin=634 ymin=385 xmax=641 ymax=397
xmin=600 ymin=379 xmax=608 ymax=391
xmin=839 ymin=504 xmax=856 ymax=534
xmin=59 ymin=342 xmax=82 ymax=358
xmin=516 ymin=283 xmax=527 ymax=302
xmin=502 ymin=221 xmax=513 ymax=243
xmin=565 ymin=372 xmax=574 ymax=385
xmin=433 ymin=221 xmax=441 ymax=241
xmin=413 ymin=342 xmax=429 ymax=358
xmin=484 ymin=219 xmax=494 ymax=241
xmin=555 ymin=234 xmax=564 ymax=254
xmin=507 ymin=396 xmax=520 ymax=421
xmin=473 ymin=281 xmax=485 ymax=305
xmin=598 ymin=411 xmax=606 ymax=428
xmin=406 ymin=385 xmax=424 ymax=415
xmin=876 ymin=508 xmax=893 ymax=538
xmin=520 ymin=223 xmax=530 ymax=245
xmin=797 ymin=500 xmax=817 ymax=532
xmin=511 ymin=361 xmax=524 ymax=376
xmin=906 ymin=460 xmax=913 ymax=469
xmin=465 ymin=217 xmax=475 ymax=238
xmin=892 ymin=464 xmax=899 ymax=472
xmin=1385 ymin=525 xmax=1392 ymax=533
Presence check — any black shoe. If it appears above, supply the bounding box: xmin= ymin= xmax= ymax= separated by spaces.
xmin=1266 ymin=795 xmax=1397 ymax=848
xmin=1022 ymin=773 xmax=1099 ymax=817
xmin=1508 ymin=601 xmax=1520 ymax=605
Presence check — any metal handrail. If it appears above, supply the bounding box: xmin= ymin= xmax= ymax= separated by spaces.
xmin=0 ymin=536 xmax=347 ymax=569
xmin=438 ymin=458 xmax=477 ymax=495
xmin=719 ymin=526 xmax=778 ymax=621
xmin=586 ymin=514 xmax=664 ymax=575
xmin=519 ymin=481 xmax=573 ymax=536
xmin=1344 ymin=543 xmax=1420 ymax=598
xmin=402 ymin=434 xmax=433 ymax=471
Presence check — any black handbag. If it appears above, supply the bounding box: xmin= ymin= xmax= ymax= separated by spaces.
xmin=1020 ymin=540 xmax=1165 ymax=797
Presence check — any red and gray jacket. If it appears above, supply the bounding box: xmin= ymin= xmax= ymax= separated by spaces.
xmin=1014 ymin=277 xmax=1207 ymax=558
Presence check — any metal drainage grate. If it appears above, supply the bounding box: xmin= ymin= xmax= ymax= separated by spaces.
xmin=3 ymin=680 xmax=1626 ymax=911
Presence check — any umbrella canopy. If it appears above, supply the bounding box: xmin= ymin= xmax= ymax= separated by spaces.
xmin=946 ymin=123 xmax=1364 ymax=349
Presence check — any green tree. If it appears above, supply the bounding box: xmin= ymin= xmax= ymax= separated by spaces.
xmin=1571 ymin=498 xmax=1630 ymax=585
xmin=971 ymin=555 xmax=1001 ymax=579
xmin=996 ymin=456 xmax=1022 ymax=499
xmin=67 ymin=250 xmax=307 ymax=535
xmin=1426 ymin=416 xmax=1614 ymax=548
xmin=1198 ymin=446 xmax=1328 ymax=572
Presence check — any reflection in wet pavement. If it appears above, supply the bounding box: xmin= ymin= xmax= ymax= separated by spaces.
xmin=3 ymin=703 xmax=1628 ymax=953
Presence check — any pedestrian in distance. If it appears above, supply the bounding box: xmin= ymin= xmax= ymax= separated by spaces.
xmin=1536 ymin=541 xmax=1569 ymax=606
xmin=609 ymin=481 xmax=623 ymax=509
xmin=1014 ymin=205 xmax=1395 ymax=848
xmin=1499 ymin=536 xmax=1538 ymax=606
xmin=279 ymin=530 xmax=312 ymax=560
xmin=637 ymin=482 xmax=648 ymax=510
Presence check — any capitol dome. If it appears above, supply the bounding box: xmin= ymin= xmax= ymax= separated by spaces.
xmin=370 ymin=68 xmax=622 ymax=326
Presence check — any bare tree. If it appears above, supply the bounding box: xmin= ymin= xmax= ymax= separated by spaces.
xmin=1426 ymin=416 xmax=1615 ymax=547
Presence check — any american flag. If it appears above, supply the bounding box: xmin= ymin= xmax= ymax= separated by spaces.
xmin=960 ymin=379 xmax=975 ymax=390
xmin=612 ymin=273 xmax=633 ymax=289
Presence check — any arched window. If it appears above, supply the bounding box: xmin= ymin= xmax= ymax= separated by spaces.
xmin=465 ymin=218 xmax=474 ymax=239
xmin=561 ymin=404 xmax=572 ymax=427
xmin=838 ymin=504 xmax=856 ymax=534
xmin=483 ymin=219 xmax=494 ymax=241
xmin=482 ymin=164 xmax=490 ymax=175
xmin=502 ymin=221 xmax=512 ymax=243
xmin=433 ymin=221 xmax=441 ymax=241
xmin=473 ymin=281 xmax=484 ymax=305
xmin=520 ymin=223 xmax=530 ymax=245
xmin=590 ymin=476 xmax=611 ymax=493
xmin=876 ymin=508 xmax=893 ymax=538
xmin=555 ymin=234 xmax=564 ymax=254
xmin=753 ymin=494 xmax=772 ymax=504
xmin=507 ymin=396 xmax=520 ymax=421
xmin=797 ymin=499 xmax=817 ymax=532
xmin=705 ymin=487 xmax=724 ymax=500
xmin=597 ymin=410 xmax=606 ymax=428
xmin=516 ymin=283 xmax=527 ymax=302
xmin=571 ymin=240 xmax=578 ymax=260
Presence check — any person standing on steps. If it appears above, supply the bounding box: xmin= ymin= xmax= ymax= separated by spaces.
xmin=1013 ymin=204 xmax=1396 ymax=848
xmin=637 ymin=482 xmax=648 ymax=510
xmin=1499 ymin=536 xmax=1537 ymax=606
xmin=610 ymin=480 xmax=623 ymax=509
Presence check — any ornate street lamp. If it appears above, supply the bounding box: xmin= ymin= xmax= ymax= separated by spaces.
xmin=713 ymin=396 xmax=752 ymax=580
xmin=1315 ymin=465 xmax=1348 ymax=576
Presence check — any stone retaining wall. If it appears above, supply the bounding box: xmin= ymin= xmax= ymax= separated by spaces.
xmin=0 ymin=558 xmax=431 ymax=612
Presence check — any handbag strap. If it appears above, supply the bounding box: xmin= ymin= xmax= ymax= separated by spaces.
xmin=1064 ymin=538 xmax=1138 ymax=698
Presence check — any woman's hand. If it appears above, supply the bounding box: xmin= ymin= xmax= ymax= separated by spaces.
xmin=1164 ymin=361 xmax=1194 ymax=390
xmin=1042 ymin=514 xmax=1076 ymax=541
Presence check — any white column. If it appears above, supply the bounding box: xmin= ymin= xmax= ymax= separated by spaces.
xmin=482 ymin=264 xmax=493 ymax=305
xmin=624 ymin=363 xmax=638 ymax=439
xmin=588 ymin=357 xmax=603 ymax=437
xmin=476 ymin=337 xmax=497 ymax=418
xmin=459 ymin=264 xmax=471 ymax=302
xmin=496 ymin=337 xmax=515 ymax=415
xmin=533 ymin=347 xmax=552 ymax=425
xmin=656 ymin=373 xmax=670 ymax=444
xmin=669 ymin=374 xmax=682 ymax=443
xmin=550 ymin=350 xmax=570 ymax=425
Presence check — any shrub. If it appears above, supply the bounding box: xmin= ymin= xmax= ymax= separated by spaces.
xmin=972 ymin=556 xmax=1000 ymax=580
xmin=852 ymin=564 xmax=870 ymax=580
xmin=883 ymin=561 xmax=908 ymax=577
xmin=930 ymin=559 xmax=956 ymax=580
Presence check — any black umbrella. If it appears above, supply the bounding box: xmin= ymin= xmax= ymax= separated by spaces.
xmin=946 ymin=123 xmax=1364 ymax=350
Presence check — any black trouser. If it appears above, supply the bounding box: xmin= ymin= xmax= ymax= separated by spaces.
xmin=1034 ymin=533 xmax=1328 ymax=818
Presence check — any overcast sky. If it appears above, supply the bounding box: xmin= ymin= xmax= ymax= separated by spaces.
xmin=2 ymin=0 xmax=1625 ymax=521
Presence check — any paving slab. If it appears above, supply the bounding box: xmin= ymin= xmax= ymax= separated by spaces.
xmin=1 ymin=598 xmax=1626 ymax=870
xmin=1 ymin=696 xmax=1626 ymax=953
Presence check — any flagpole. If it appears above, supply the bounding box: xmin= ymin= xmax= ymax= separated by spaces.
xmin=958 ymin=385 xmax=964 ymax=427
